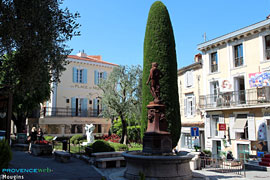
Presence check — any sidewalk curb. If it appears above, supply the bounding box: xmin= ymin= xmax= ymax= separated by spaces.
xmin=91 ymin=165 xmax=109 ymax=180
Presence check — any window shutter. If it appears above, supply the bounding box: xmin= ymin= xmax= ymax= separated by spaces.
xmin=83 ymin=69 xmax=87 ymax=84
xmin=103 ymin=71 xmax=107 ymax=80
xmin=94 ymin=70 xmax=99 ymax=85
xmin=205 ymin=115 xmax=211 ymax=138
xmin=71 ymin=97 xmax=76 ymax=116
xmin=248 ymin=113 xmax=256 ymax=140
xmin=81 ymin=98 xmax=88 ymax=116
xmin=93 ymin=99 xmax=98 ymax=116
xmin=229 ymin=114 xmax=235 ymax=139
xmin=93 ymin=99 xmax=97 ymax=110
xmin=219 ymin=115 xmax=225 ymax=138
xmin=184 ymin=72 xmax=188 ymax=87
xmin=211 ymin=117 xmax=216 ymax=137
xmin=192 ymin=96 xmax=196 ymax=116
xmin=184 ymin=98 xmax=187 ymax=117
xmin=73 ymin=67 xmax=77 ymax=83
xmin=187 ymin=99 xmax=191 ymax=116
xmin=190 ymin=71 xmax=193 ymax=87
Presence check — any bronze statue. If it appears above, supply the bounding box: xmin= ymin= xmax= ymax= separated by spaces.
xmin=146 ymin=62 xmax=163 ymax=103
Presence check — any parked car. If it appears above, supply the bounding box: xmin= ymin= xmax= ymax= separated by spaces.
xmin=0 ymin=130 xmax=6 ymax=140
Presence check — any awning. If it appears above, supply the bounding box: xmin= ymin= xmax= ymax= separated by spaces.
xmin=233 ymin=119 xmax=247 ymax=133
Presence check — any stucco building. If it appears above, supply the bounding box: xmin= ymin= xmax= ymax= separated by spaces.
xmin=198 ymin=18 xmax=270 ymax=159
xmin=38 ymin=52 xmax=118 ymax=137
xmin=176 ymin=54 xmax=205 ymax=151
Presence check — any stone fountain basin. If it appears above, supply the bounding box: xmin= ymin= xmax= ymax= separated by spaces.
xmin=122 ymin=151 xmax=194 ymax=180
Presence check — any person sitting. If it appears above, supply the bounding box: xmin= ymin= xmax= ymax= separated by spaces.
xmin=226 ymin=151 xmax=234 ymax=161
xmin=37 ymin=128 xmax=44 ymax=141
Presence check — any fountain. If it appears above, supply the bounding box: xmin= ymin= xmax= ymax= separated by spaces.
xmin=122 ymin=63 xmax=193 ymax=180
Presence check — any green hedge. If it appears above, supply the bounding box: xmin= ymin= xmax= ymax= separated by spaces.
xmin=70 ymin=135 xmax=85 ymax=145
xmin=44 ymin=135 xmax=54 ymax=141
xmin=109 ymin=142 xmax=128 ymax=151
xmin=0 ymin=139 xmax=12 ymax=171
xmin=89 ymin=140 xmax=115 ymax=153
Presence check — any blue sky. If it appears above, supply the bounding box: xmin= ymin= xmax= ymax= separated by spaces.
xmin=62 ymin=0 xmax=270 ymax=69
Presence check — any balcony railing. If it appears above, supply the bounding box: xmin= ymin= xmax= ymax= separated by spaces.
xmin=266 ymin=48 xmax=270 ymax=60
xmin=211 ymin=64 xmax=218 ymax=73
xmin=234 ymin=57 xmax=243 ymax=67
xmin=41 ymin=107 xmax=103 ymax=117
xmin=199 ymin=87 xmax=270 ymax=109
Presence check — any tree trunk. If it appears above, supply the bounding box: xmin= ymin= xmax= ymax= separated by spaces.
xmin=119 ymin=113 xmax=128 ymax=145
xmin=13 ymin=113 xmax=27 ymax=133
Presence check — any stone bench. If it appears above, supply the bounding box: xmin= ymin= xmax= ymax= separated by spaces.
xmin=14 ymin=144 xmax=29 ymax=151
xmin=96 ymin=157 xmax=125 ymax=168
xmin=54 ymin=151 xmax=71 ymax=163
xmin=92 ymin=151 xmax=123 ymax=158
xmin=31 ymin=144 xmax=52 ymax=156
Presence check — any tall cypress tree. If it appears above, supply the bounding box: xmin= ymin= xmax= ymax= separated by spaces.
xmin=141 ymin=1 xmax=180 ymax=148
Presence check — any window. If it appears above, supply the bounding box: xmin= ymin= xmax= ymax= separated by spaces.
xmin=184 ymin=94 xmax=195 ymax=117
xmin=210 ymin=52 xmax=218 ymax=73
xmin=78 ymin=69 xmax=83 ymax=83
xmin=211 ymin=115 xmax=219 ymax=137
xmin=73 ymin=67 xmax=87 ymax=84
xmin=185 ymin=71 xmax=193 ymax=88
xmin=183 ymin=133 xmax=192 ymax=149
xmin=265 ymin=35 xmax=270 ymax=60
xmin=210 ymin=81 xmax=219 ymax=102
xmin=94 ymin=70 xmax=107 ymax=85
xmin=234 ymin=44 xmax=243 ymax=67
xmin=66 ymin=99 xmax=69 ymax=103
xmin=235 ymin=114 xmax=248 ymax=140
xmin=98 ymin=124 xmax=102 ymax=133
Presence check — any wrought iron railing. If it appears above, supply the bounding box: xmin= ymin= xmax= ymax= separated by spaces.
xmin=266 ymin=48 xmax=270 ymax=60
xmin=234 ymin=57 xmax=243 ymax=67
xmin=211 ymin=64 xmax=218 ymax=73
xmin=41 ymin=107 xmax=102 ymax=117
xmin=199 ymin=87 xmax=270 ymax=109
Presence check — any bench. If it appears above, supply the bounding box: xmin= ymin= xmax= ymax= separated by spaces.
xmin=14 ymin=144 xmax=29 ymax=151
xmin=54 ymin=151 xmax=71 ymax=163
xmin=96 ymin=157 xmax=125 ymax=168
xmin=92 ymin=151 xmax=123 ymax=158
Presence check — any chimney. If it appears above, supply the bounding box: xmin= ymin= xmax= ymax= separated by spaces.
xmin=194 ymin=53 xmax=202 ymax=62
xmin=76 ymin=50 xmax=87 ymax=58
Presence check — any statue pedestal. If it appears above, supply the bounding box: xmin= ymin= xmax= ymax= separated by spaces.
xmin=143 ymin=132 xmax=172 ymax=154
xmin=143 ymin=102 xmax=172 ymax=154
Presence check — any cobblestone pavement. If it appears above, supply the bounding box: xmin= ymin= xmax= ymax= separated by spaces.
xmin=99 ymin=167 xmax=270 ymax=180
xmin=5 ymin=150 xmax=270 ymax=180
xmin=4 ymin=150 xmax=102 ymax=180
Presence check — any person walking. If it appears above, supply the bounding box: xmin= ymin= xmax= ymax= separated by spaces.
xmin=29 ymin=127 xmax=37 ymax=153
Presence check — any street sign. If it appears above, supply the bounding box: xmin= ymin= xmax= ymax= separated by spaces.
xmin=191 ymin=127 xmax=199 ymax=136
xmin=218 ymin=123 xmax=226 ymax=131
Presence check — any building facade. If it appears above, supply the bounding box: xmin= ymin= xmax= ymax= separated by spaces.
xmin=198 ymin=18 xmax=270 ymax=159
xmin=38 ymin=52 xmax=118 ymax=137
xmin=176 ymin=54 xmax=205 ymax=151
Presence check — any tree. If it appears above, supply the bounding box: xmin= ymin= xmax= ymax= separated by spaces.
xmin=0 ymin=0 xmax=80 ymax=131
xmin=98 ymin=65 xmax=142 ymax=144
xmin=141 ymin=1 xmax=181 ymax=148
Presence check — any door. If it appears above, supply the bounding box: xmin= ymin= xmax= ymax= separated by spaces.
xmin=237 ymin=144 xmax=249 ymax=160
xmin=234 ymin=77 xmax=245 ymax=104
xmin=216 ymin=141 xmax=221 ymax=158
xmin=212 ymin=140 xmax=221 ymax=158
